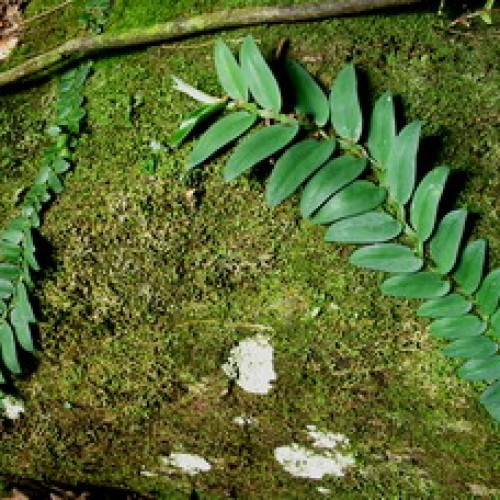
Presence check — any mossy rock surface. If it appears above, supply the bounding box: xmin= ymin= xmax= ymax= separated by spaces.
xmin=0 ymin=1 xmax=499 ymax=498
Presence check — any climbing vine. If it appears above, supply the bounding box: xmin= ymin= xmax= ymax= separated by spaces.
xmin=0 ymin=62 xmax=91 ymax=405
xmin=170 ymin=36 xmax=500 ymax=423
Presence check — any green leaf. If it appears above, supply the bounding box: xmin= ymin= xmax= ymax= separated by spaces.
xmin=429 ymin=315 xmax=487 ymax=339
xmin=266 ymin=138 xmax=335 ymax=208
xmin=367 ymin=91 xmax=396 ymax=166
xmin=0 ymin=319 xmax=21 ymax=375
xmin=417 ymin=293 xmax=472 ymax=318
xmin=1 ymin=229 xmax=23 ymax=245
xmin=300 ymin=155 xmax=365 ymax=218
xmin=0 ymin=242 xmax=22 ymax=264
xmin=350 ymin=244 xmax=422 ymax=273
xmin=0 ymin=263 xmax=21 ymax=281
xmin=480 ymin=381 xmax=500 ymax=421
xmin=324 ymin=212 xmax=402 ymax=244
xmin=47 ymin=168 xmax=64 ymax=194
xmin=52 ymin=157 xmax=71 ymax=174
xmin=169 ymin=102 xmax=226 ymax=148
xmin=458 ymin=356 xmax=500 ymax=382
xmin=188 ymin=111 xmax=257 ymax=169
xmin=491 ymin=308 xmax=500 ymax=335
xmin=17 ymin=282 xmax=36 ymax=324
xmin=429 ymin=209 xmax=467 ymax=275
xmin=240 ymin=35 xmax=281 ymax=112
xmin=476 ymin=269 xmax=500 ymax=316
xmin=224 ymin=123 xmax=299 ymax=182
xmin=410 ymin=166 xmax=450 ymax=242
xmin=443 ymin=337 xmax=497 ymax=359
xmin=454 ymin=240 xmax=487 ymax=295
xmin=284 ymin=60 xmax=329 ymax=126
xmin=386 ymin=121 xmax=422 ymax=206
xmin=381 ymin=272 xmax=450 ymax=299
xmin=329 ymin=64 xmax=362 ymax=142
xmin=214 ymin=39 xmax=248 ymax=102
xmin=0 ymin=279 xmax=14 ymax=299
xmin=311 ymin=181 xmax=386 ymax=225
xmin=23 ymin=229 xmax=40 ymax=272
xmin=10 ymin=303 xmax=34 ymax=353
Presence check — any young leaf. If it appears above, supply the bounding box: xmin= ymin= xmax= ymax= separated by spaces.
xmin=350 ymin=244 xmax=422 ymax=273
xmin=443 ymin=337 xmax=497 ymax=359
xmin=266 ymin=138 xmax=335 ymax=208
xmin=284 ymin=60 xmax=329 ymax=126
xmin=458 ymin=356 xmax=500 ymax=382
xmin=429 ymin=315 xmax=487 ymax=339
xmin=324 ymin=212 xmax=402 ymax=244
xmin=429 ymin=209 xmax=467 ymax=275
xmin=188 ymin=111 xmax=257 ymax=169
xmin=417 ymin=293 xmax=472 ymax=318
xmin=224 ymin=123 xmax=299 ymax=182
xmin=381 ymin=272 xmax=450 ymax=299
xmin=169 ymin=102 xmax=226 ymax=148
xmin=10 ymin=304 xmax=34 ymax=353
xmin=17 ymin=282 xmax=36 ymax=324
xmin=0 ymin=319 xmax=21 ymax=375
xmin=329 ymin=64 xmax=362 ymax=142
xmin=475 ymin=269 xmax=500 ymax=316
xmin=410 ymin=166 xmax=450 ymax=242
xmin=454 ymin=240 xmax=487 ymax=295
xmin=23 ymin=229 xmax=40 ymax=272
xmin=311 ymin=181 xmax=386 ymax=225
xmin=214 ymin=39 xmax=248 ymax=102
xmin=300 ymin=155 xmax=365 ymax=218
xmin=480 ymin=381 xmax=500 ymax=421
xmin=385 ymin=121 xmax=422 ymax=206
xmin=240 ymin=35 xmax=281 ymax=112
xmin=47 ymin=169 xmax=64 ymax=194
xmin=367 ymin=91 xmax=396 ymax=166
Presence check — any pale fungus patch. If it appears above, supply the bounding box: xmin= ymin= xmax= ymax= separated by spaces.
xmin=160 ymin=453 xmax=212 ymax=476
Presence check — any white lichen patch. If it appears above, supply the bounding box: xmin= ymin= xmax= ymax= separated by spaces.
xmin=274 ymin=427 xmax=355 ymax=480
xmin=233 ymin=415 xmax=255 ymax=426
xmin=306 ymin=425 xmax=350 ymax=450
xmin=222 ymin=335 xmax=276 ymax=394
xmin=0 ymin=397 xmax=25 ymax=420
xmin=160 ymin=453 xmax=212 ymax=476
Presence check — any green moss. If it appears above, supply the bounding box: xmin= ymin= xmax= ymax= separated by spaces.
xmin=0 ymin=1 xmax=499 ymax=498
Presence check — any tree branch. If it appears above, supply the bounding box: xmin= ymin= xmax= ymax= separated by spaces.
xmin=0 ymin=0 xmax=422 ymax=89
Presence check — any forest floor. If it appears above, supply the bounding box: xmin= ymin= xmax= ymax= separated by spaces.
xmin=0 ymin=1 xmax=499 ymax=498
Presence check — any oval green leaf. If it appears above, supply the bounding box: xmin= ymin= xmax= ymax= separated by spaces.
xmin=480 ymin=381 xmax=500 ymax=421
xmin=386 ymin=120 xmax=422 ymax=206
xmin=214 ymin=39 xmax=248 ymax=102
xmin=224 ymin=123 xmax=299 ymax=182
xmin=429 ymin=315 xmax=487 ymax=339
xmin=454 ymin=240 xmax=487 ymax=295
xmin=410 ymin=166 xmax=450 ymax=242
xmin=367 ymin=91 xmax=396 ymax=167
xmin=284 ymin=60 xmax=329 ymax=126
xmin=17 ymin=282 xmax=36 ymax=324
xmin=188 ymin=111 xmax=257 ymax=169
xmin=329 ymin=64 xmax=362 ymax=142
xmin=491 ymin=308 xmax=500 ymax=335
xmin=475 ymin=268 xmax=500 ymax=316
xmin=417 ymin=293 xmax=472 ymax=318
xmin=240 ymin=35 xmax=281 ymax=112
xmin=169 ymin=102 xmax=226 ymax=148
xmin=266 ymin=138 xmax=335 ymax=208
xmin=0 ymin=319 xmax=21 ymax=375
xmin=350 ymin=244 xmax=422 ymax=273
xmin=300 ymin=155 xmax=365 ymax=218
xmin=429 ymin=209 xmax=467 ymax=275
xmin=458 ymin=356 xmax=500 ymax=382
xmin=443 ymin=337 xmax=497 ymax=359
xmin=381 ymin=272 xmax=450 ymax=299
xmin=311 ymin=181 xmax=386 ymax=225
xmin=0 ymin=278 xmax=14 ymax=299
xmin=325 ymin=211 xmax=402 ymax=244
xmin=10 ymin=304 xmax=34 ymax=353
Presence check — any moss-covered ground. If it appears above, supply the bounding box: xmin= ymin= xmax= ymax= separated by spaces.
xmin=0 ymin=1 xmax=499 ymax=497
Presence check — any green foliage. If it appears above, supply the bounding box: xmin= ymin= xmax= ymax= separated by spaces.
xmin=169 ymin=35 xmax=500 ymax=424
xmin=79 ymin=0 xmax=113 ymax=34
xmin=0 ymin=62 xmax=91 ymax=387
